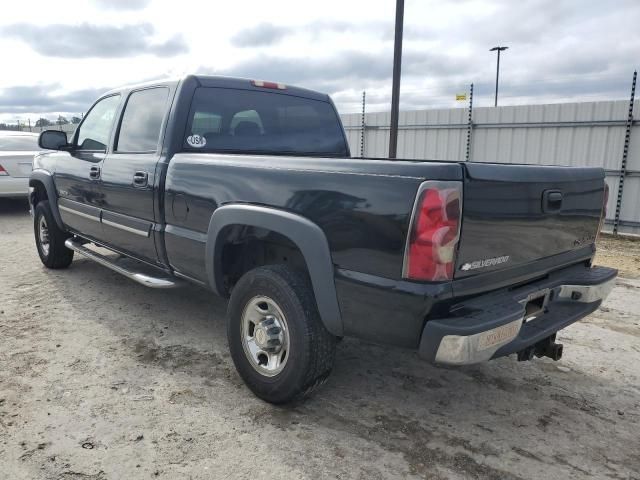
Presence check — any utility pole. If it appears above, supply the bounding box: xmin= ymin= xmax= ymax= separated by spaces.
xmin=388 ymin=0 xmax=404 ymax=158
xmin=490 ymin=46 xmax=508 ymax=107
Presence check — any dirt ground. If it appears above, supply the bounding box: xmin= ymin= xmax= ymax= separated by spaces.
xmin=1 ymin=198 xmax=639 ymax=480
xmin=595 ymin=234 xmax=640 ymax=279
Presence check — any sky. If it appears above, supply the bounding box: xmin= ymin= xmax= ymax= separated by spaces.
xmin=0 ymin=0 xmax=638 ymax=123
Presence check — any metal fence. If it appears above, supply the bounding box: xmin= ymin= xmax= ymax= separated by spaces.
xmin=341 ymin=98 xmax=640 ymax=236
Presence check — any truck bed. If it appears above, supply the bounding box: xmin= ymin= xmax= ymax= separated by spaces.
xmin=164 ymin=153 xmax=605 ymax=292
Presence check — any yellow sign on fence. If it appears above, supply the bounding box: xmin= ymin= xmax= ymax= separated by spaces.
xmin=456 ymin=93 xmax=467 ymax=101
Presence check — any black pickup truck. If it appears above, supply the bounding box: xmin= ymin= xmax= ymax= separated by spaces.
xmin=30 ymin=75 xmax=616 ymax=403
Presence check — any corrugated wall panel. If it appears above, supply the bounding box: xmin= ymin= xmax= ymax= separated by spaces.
xmin=627 ymin=117 xmax=640 ymax=170
xmin=620 ymin=177 xmax=640 ymax=224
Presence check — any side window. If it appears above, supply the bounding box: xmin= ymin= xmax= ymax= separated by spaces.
xmin=76 ymin=95 xmax=120 ymax=151
xmin=116 ymin=88 xmax=169 ymax=153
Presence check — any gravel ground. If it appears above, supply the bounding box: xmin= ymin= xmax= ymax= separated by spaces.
xmin=1 ymin=198 xmax=639 ymax=480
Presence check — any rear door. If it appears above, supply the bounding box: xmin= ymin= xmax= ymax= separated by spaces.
xmin=455 ymin=163 xmax=605 ymax=279
xmin=56 ymin=94 xmax=121 ymax=241
xmin=98 ymin=86 xmax=170 ymax=264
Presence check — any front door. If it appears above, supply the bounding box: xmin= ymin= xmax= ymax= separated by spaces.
xmin=55 ymin=94 xmax=121 ymax=241
xmin=98 ymin=87 xmax=170 ymax=264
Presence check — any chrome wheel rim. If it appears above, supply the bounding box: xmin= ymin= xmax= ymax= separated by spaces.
xmin=38 ymin=216 xmax=50 ymax=257
xmin=240 ymin=296 xmax=290 ymax=377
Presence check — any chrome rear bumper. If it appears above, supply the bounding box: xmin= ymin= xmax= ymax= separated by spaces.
xmin=558 ymin=280 xmax=615 ymax=303
xmin=419 ymin=265 xmax=617 ymax=365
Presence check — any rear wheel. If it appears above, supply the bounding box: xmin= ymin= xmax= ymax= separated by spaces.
xmin=227 ymin=265 xmax=336 ymax=404
xmin=34 ymin=200 xmax=74 ymax=269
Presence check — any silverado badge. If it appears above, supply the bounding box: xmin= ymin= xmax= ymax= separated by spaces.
xmin=460 ymin=255 xmax=510 ymax=271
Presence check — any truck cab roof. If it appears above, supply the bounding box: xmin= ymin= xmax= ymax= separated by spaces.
xmin=103 ymin=74 xmax=330 ymax=103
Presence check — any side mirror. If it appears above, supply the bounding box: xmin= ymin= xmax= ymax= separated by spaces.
xmin=38 ymin=130 xmax=70 ymax=150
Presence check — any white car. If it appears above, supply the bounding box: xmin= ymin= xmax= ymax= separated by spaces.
xmin=0 ymin=131 xmax=41 ymax=198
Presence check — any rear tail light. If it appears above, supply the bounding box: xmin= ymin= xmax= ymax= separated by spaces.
xmin=403 ymin=181 xmax=462 ymax=281
xmin=0 ymin=164 xmax=8 ymax=176
xmin=596 ymin=183 xmax=609 ymax=240
xmin=251 ymin=80 xmax=286 ymax=90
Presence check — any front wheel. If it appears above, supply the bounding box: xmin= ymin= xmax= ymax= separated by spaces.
xmin=227 ymin=265 xmax=337 ymax=404
xmin=34 ymin=200 xmax=74 ymax=269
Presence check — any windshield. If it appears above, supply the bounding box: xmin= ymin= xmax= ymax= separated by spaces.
xmin=184 ymin=87 xmax=348 ymax=157
xmin=0 ymin=135 xmax=39 ymax=151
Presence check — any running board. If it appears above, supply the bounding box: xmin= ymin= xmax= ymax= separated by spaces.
xmin=64 ymin=238 xmax=182 ymax=289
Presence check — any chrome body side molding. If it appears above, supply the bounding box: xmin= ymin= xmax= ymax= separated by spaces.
xmin=101 ymin=218 xmax=150 ymax=237
xmin=59 ymin=204 xmax=101 ymax=222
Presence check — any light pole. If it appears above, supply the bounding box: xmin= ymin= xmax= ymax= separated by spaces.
xmin=490 ymin=46 xmax=508 ymax=107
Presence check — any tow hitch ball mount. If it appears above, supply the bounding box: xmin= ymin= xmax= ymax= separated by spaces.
xmin=517 ymin=334 xmax=564 ymax=362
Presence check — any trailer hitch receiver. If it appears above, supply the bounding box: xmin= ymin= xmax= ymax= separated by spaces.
xmin=517 ymin=334 xmax=563 ymax=362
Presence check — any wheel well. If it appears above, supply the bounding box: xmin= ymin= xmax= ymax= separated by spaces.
xmin=29 ymin=180 xmax=48 ymax=205
xmin=218 ymin=225 xmax=308 ymax=296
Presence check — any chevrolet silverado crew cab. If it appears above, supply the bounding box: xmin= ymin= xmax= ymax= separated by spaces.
xmin=30 ymin=75 xmax=616 ymax=404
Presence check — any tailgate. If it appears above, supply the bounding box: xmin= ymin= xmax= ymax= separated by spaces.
xmin=455 ymin=163 xmax=605 ymax=279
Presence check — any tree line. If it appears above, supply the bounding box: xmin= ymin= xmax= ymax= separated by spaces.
xmin=0 ymin=115 xmax=82 ymax=131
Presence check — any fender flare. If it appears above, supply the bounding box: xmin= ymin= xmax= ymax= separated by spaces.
xmin=29 ymin=170 xmax=64 ymax=230
xmin=205 ymin=204 xmax=343 ymax=336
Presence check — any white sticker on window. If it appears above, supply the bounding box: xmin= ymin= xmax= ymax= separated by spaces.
xmin=186 ymin=134 xmax=206 ymax=148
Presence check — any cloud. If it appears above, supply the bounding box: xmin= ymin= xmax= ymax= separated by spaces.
xmin=212 ymin=49 xmax=472 ymax=91
xmin=2 ymin=0 xmax=639 ymax=120
xmin=231 ymin=20 xmax=394 ymax=48
xmin=0 ymin=84 xmax=106 ymax=114
xmin=231 ymin=23 xmax=293 ymax=47
xmin=2 ymin=23 xmax=188 ymax=58
xmin=217 ymin=51 xmax=390 ymax=87
xmin=92 ymin=0 xmax=151 ymax=9
xmin=206 ymin=38 xmax=634 ymax=114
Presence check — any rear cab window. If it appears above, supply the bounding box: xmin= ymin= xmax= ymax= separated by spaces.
xmin=183 ymin=87 xmax=348 ymax=157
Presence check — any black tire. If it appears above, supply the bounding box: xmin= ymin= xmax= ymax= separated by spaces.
xmin=227 ymin=265 xmax=337 ymax=404
xmin=34 ymin=200 xmax=74 ymax=269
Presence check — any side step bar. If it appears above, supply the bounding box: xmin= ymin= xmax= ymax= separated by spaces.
xmin=65 ymin=238 xmax=182 ymax=289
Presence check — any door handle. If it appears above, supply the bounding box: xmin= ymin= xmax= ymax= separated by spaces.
xmin=89 ymin=166 xmax=101 ymax=180
xmin=542 ymin=190 xmax=563 ymax=213
xmin=133 ymin=171 xmax=148 ymax=187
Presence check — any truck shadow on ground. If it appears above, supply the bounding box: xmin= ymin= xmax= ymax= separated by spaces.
xmin=0 ymin=198 xmax=30 ymax=217
xmin=50 ymin=256 xmax=637 ymax=479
